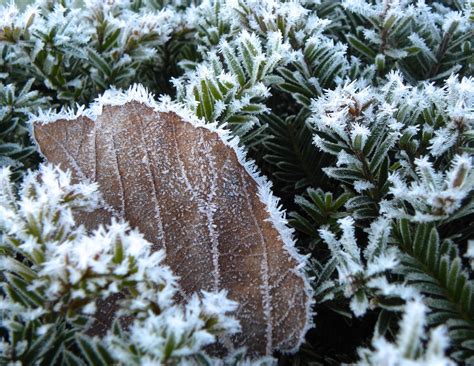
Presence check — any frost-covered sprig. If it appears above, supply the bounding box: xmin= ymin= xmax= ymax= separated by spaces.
xmin=342 ymin=0 xmax=419 ymax=62
xmin=0 ymin=164 xmax=176 ymax=316
xmin=227 ymin=0 xmax=352 ymax=105
xmin=373 ymin=73 xmax=473 ymax=160
xmin=0 ymin=294 xmax=63 ymax=365
xmin=387 ymin=154 xmax=473 ymax=222
xmin=310 ymin=80 xmax=377 ymax=140
xmin=357 ymin=300 xmax=455 ymax=366
xmin=230 ymin=0 xmax=330 ymax=44
xmin=310 ymin=79 xmax=401 ymax=220
xmin=310 ymin=72 xmax=473 ymax=221
xmin=318 ymin=217 xmax=418 ymax=317
xmin=105 ymin=290 xmax=241 ymax=365
xmin=0 ymin=163 xmax=99 ymax=257
xmin=1 ymin=2 xmax=90 ymax=93
xmin=175 ymin=28 xmax=291 ymax=135
xmin=183 ymin=0 xmax=236 ymax=57
xmin=83 ymin=0 xmax=177 ymax=62
xmin=0 ymin=163 xmax=242 ymax=365
xmin=341 ymin=0 xmax=473 ymax=81
xmin=427 ymin=75 xmax=473 ymax=157
xmin=0 ymin=80 xmax=49 ymax=172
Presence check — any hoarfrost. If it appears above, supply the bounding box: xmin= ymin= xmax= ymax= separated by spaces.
xmin=31 ymin=84 xmax=313 ymax=357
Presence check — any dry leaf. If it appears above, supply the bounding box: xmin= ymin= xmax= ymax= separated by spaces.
xmin=31 ymin=85 xmax=313 ymax=356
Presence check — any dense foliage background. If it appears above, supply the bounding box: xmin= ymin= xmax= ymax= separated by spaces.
xmin=1 ymin=0 xmax=473 ymax=365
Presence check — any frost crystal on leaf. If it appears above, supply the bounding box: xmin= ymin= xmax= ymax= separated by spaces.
xmin=31 ymin=84 xmax=313 ymax=357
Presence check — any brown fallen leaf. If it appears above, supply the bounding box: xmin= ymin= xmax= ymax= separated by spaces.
xmin=31 ymin=85 xmax=313 ymax=357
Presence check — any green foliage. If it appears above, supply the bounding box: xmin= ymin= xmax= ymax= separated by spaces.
xmin=333 ymin=0 xmax=474 ymax=83
xmin=0 ymin=80 xmax=46 ymax=174
xmin=175 ymin=28 xmax=289 ymax=138
xmin=289 ymin=188 xmax=349 ymax=243
xmin=393 ymin=220 xmax=474 ymax=362
xmin=358 ymin=300 xmax=455 ymax=365
xmin=260 ymin=111 xmax=333 ymax=194
xmin=1 ymin=0 xmax=473 ymax=364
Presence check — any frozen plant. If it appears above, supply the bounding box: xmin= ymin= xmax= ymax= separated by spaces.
xmin=0 ymin=1 xmax=177 ymax=95
xmin=357 ymin=300 xmax=455 ymax=366
xmin=230 ymin=0 xmax=351 ymax=105
xmin=230 ymin=0 xmax=327 ymax=42
xmin=309 ymin=72 xmax=474 ymax=222
xmin=175 ymin=28 xmax=292 ymax=136
xmin=105 ymin=291 xmax=241 ymax=365
xmin=388 ymin=153 xmax=473 ymax=222
xmin=1 ymin=0 xmax=473 ymax=364
xmin=0 ymin=164 xmax=241 ymax=365
xmin=341 ymin=0 xmax=473 ymax=80
xmin=318 ymin=217 xmax=418 ymax=317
